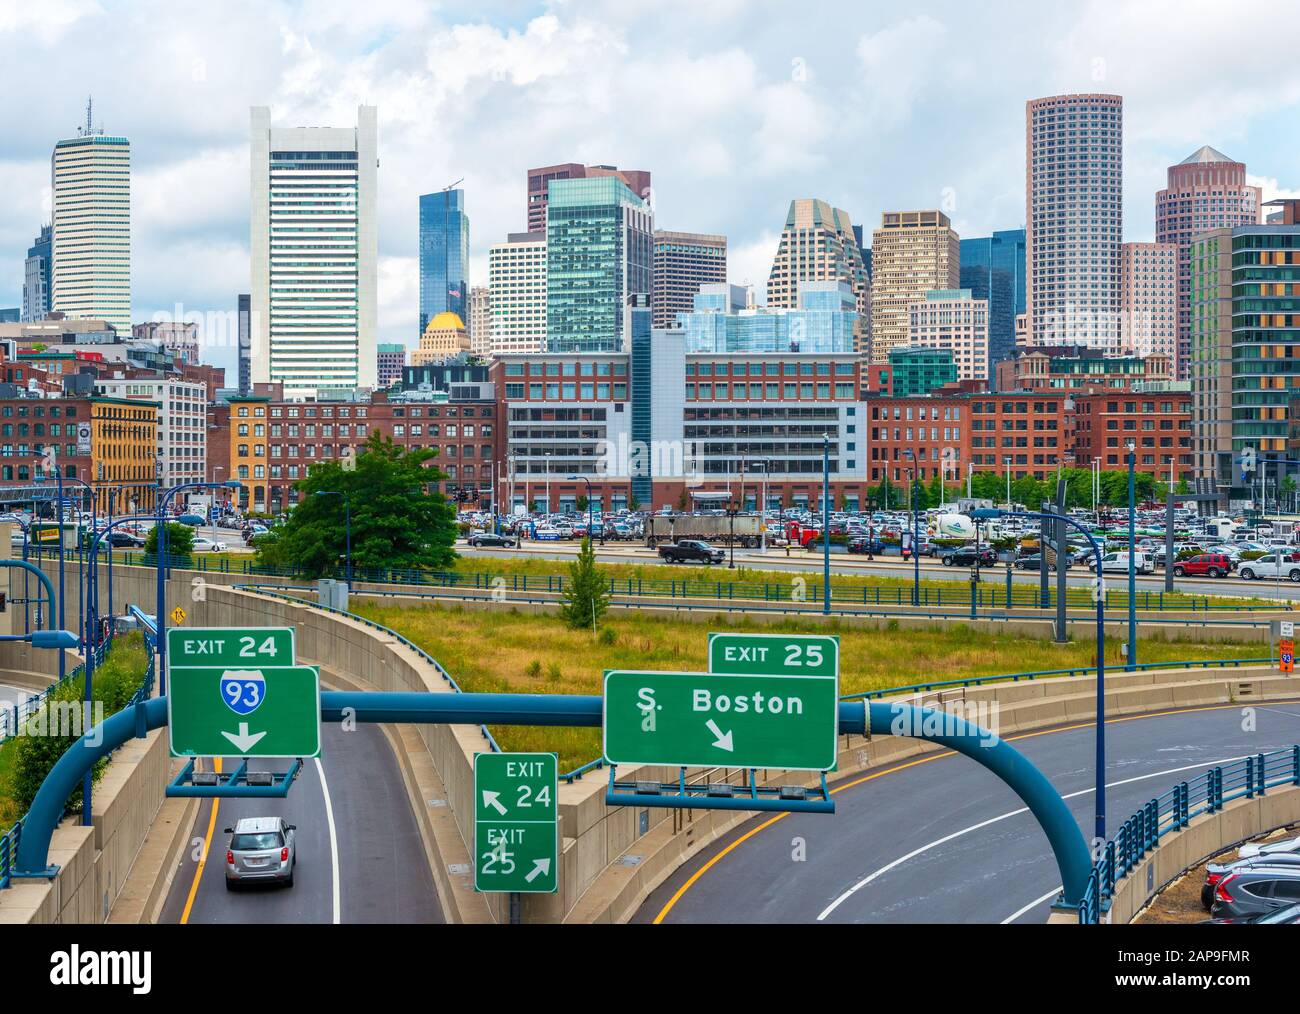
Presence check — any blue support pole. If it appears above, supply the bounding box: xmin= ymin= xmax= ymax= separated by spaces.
xmin=1127 ymin=446 xmax=1136 ymax=671
xmin=822 ymin=435 xmax=830 ymax=615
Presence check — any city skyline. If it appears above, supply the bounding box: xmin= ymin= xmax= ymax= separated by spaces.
xmin=1 ymin=1 xmax=1299 ymax=377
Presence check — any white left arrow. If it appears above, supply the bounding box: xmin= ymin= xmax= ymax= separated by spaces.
xmin=524 ymin=858 xmax=551 ymax=883
xmin=706 ymin=719 xmax=734 ymax=752
xmin=221 ymin=722 xmax=267 ymax=753
xmin=482 ymin=790 xmax=508 ymax=815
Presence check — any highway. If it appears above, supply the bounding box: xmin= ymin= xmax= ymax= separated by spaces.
xmin=160 ymin=722 xmax=441 ymax=924
xmin=461 ymin=542 xmax=1300 ymax=602
xmin=635 ymin=699 xmax=1300 ymax=924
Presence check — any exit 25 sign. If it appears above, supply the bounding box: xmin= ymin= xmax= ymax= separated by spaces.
xmin=708 ymin=633 xmax=839 ymax=679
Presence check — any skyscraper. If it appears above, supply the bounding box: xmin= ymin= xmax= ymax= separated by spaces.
xmin=418 ymin=188 xmax=469 ymax=334
xmin=237 ymin=294 xmax=251 ymax=395
xmin=50 ymin=113 xmax=130 ymax=333
xmin=468 ymin=285 xmax=491 ymax=356
xmin=960 ymin=229 xmax=1025 ymax=368
xmin=488 ymin=231 xmax=547 ymax=354
xmin=870 ymin=210 xmax=960 ymax=362
xmin=546 ymin=176 xmax=652 ymax=353
xmin=22 ymin=225 xmax=52 ymax=322
xmin=1119 ymin=242 xmax=1178 ymax=361
xmin=1156 ymin=146 xmax=1261 ymax=379
xmin=766 ymin=199 xmax=870 ymax=314
xmin=907 ymin=289 xmax=990 ymax=381
xmin=1025 ymin=93 xmax=1123 ymax=349
xmin=527 ymin=163 xmax=651 ymax=233
xmin=376 ymin=342 xmax=406 ymax=386
xmin=652 ymin=231 xmax=727 ymax=329
xmin=249 ymin=105 xmax=378 ymax=397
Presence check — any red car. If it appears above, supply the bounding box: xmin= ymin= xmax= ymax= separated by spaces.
xmin=1170 ymin=553 xmax=1235 ymax=578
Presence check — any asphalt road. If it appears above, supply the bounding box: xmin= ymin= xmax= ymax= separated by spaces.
xmin=634 ymin=700 xmax=1300 ymax=924
xmin=461 ymin=543 xmax=1300 ymax=602
xmin=160 ymin=722 xmax=441 ymax=924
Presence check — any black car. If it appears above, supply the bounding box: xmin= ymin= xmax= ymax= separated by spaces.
xmin=467 ymin=532 xmax=516 ymax=548
xmin=847 ymin=537 xmax=886 ymax=555
xmin=940 ymin=546 xmax=997 ymax=567
xmin=1208 ymin=863 xmax=1300 ymax=920
xmin=1014 ymin=553 xmax=1075 ymax=572
xmin=104 ymin=531 xmax=144 ymax=548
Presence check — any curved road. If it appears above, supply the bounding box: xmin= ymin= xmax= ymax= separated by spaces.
xmin=160 ymin=722 xmax=441 ymax=924
xmin=635 ymin=700 xmax=1300 ymax=924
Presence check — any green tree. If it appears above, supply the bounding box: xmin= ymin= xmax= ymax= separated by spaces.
xmin=574 ymin=493 xmax=590 ymax=514
xmin=255 ymin=432 xmax=457 ymax=577
xmin=628 ymin=493 xmax=641 ymax=512
xmin=144 ymin=521 xmax=194 ymax=563
xmin=559 ymin=537 xmax=610 ymax=630
xmin=677 ymin=489 xmax=688 ymax=511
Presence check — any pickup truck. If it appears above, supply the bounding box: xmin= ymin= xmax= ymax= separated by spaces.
xmin=658 ymin=539 xmax=726 ymax=565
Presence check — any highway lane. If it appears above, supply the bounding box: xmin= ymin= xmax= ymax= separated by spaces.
xmin=635 ymin=700 xmax=1300 ymax=924
xmin=460 ymin=543 xmax=1300 ymax=601
xmin=160 ymin=722 xmax=441 ymax=924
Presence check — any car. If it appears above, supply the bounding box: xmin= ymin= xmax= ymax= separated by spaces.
xmin=105 ymin=531 xmax=144 ymax=549
xmin=224 ymin=816 xmax=296 ymax=889
xmin=658 ymin=540 xmax=725 ymax=565
xmin=847 ymin=536 xmax=886 ymax=555
xmin=467 ymin=532 xmax=516 ymax=548
xmin=175 ymin=513 xmax=206 ymax=526
xmin=1237 ymin=553 xmax=1300 ymax=582
xmin=940 ymin=546 xmax=997 ymax=567
xmin=1171 ymin=553 xmax=1235 ymax=578
xmin=1088 ymin=551 xmax=1155 ymax=575
xmin=191 ymin=536 xmax=228 ymax=553
xmin=1239 ymin=833 xmax=1300 ymax=861
xmin=1014 ymin=553 xmax=1073 ymax=572
xmin=1208 ymin=863 xmax=1300 ymax=920
xmin=1202 ymin=851 xmax=1300 ymax=909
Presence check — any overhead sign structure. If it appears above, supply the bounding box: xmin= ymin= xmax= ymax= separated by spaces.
xmin=473 ymin=752 xmax=558 ymax=894
xmin=708 ymin=633 xmax=840 ymax=680
xmin=603 ymin=669 xmax=839 ymax=771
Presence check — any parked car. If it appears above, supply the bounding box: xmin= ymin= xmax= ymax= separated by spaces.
xmin=224 ymin=816 xmax=296 ymax=889
xmin=940 ymin=546 xmax=997 ymax=567
xmin=1202 ymin=851 xmax=1300 ymax=909
xmin=191 ymin=536 xmax=228 ymax=553
xmin=1209 ymin=863 xmax=1300 ymax=920
xmin=1237 ymin=553 xmax=1300 ymax=582
xmin=1171 ymin=553 xmax=1235 ymax=578
xmin=846 ymin=537 xmax=886 ymax=556
xmin=1088 ymin=551 xmax=1155 ymax=575
xmin=176 ymin=513 xmax=206 ymax=526
xmin=658 ymin=540 xmax=725 ymax=565
xmin=467 ymin=532 xmax=516 ymax=548
xmin=1013 ymin=553 xmax=1075 ymax=572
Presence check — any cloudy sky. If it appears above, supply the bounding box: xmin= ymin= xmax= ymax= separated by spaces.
xmin=3 ymin=0 xmax=1298 ymax=377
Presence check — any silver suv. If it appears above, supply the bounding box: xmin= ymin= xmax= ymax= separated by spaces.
xmin=224 ymin=816 xmax=296 ymax=890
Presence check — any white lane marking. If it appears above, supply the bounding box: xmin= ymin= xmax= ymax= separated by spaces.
xmin=314 ymin=756 xmax=341 ymax=924
xmin=1001 ymin=886 xmax=1063 ymax=924
xmin=817 ymin=753 xmax=1251 ymax=922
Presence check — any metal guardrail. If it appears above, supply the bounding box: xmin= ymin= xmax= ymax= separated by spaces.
xmin=114 ymin=554 xmax=1275 ymax=613
xmin=1079 ymin=745 xmax=1300 ymax=924
xmin=294 ymin=582 xmax=1276 ymax=630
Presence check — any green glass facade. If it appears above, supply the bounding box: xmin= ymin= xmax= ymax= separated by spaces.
xmin=1190 ymin=224 xmax=1300 ymax=499
xmin=888 ymin=347 xmax=958 ymax=397
xmin=546 ymin=177 xmax=652 ymax=353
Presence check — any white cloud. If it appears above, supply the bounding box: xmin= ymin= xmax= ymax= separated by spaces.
xmin=855 ymin=15 xmax=950 ymax=132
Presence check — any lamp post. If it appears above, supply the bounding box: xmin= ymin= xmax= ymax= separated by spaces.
xmin=315 ymin=491 xmax=352 ymax=589
xmin=903 ymin=447 xmax=921 ymax=607
xmin=1126 ymin=441 xmax=1136 ymax=671
xmin=566 ymin=475 xmax=597 ymax=546
xmin=155 ymin=480 xmax=242 ymax=694
xmin=822 ymin=433 xmax=831 ymax=615
xmin=973 ymin=506 xmax=1108 ymax=843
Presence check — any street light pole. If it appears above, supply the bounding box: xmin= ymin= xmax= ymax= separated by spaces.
xmin=1127 ymin=441 xmax=1136 ymax=671
xmin=822 ymin=433 xmax=831 ymax=615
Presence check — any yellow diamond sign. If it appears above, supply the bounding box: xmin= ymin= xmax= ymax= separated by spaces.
xmin=171 ymin=606 xmax=187 ymax=625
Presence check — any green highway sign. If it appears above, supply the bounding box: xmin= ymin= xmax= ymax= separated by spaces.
xmin=708 ymin=632 xmax=840 ymax=679
xmin=166 ymin=627 xmax=296 ymax=669
xmin=603 ymin=670 xmax=839 ymax=771
xmin=473 ymin=752 xmax=558 ymax=894
xmin=168 ymin=665 xmax=321 ymax=759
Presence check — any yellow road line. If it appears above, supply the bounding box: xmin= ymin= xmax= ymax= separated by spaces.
xmin=179 ymin=757 xmax=221 ymax=925
xmin=651 ymin=699 xmax=1289 ymax=924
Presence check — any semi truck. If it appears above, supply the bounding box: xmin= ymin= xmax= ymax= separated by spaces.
xmin=644 ymin=513 xmax=762 ymax=547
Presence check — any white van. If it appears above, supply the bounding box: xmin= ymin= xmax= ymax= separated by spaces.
xmin=1090 ymin=551 xmax=1155 ymax=575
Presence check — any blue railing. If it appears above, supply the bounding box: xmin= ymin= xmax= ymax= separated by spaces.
xmin=113 ymin=554 xmax=1273 ymax=613
xmin=1078 ymin=744 xmax=1300 ymax=923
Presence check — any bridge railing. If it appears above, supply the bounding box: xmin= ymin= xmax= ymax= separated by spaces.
xmin=114 ymin=554 xmax=1273 ymax=612
xmin=1078 ymin=744 xmax=1300 ymax=924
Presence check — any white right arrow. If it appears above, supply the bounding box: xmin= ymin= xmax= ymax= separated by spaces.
xmin=482 ymin=790 xmax=508 ymax=815
xmin=524 ymin=858 xmax=551 ymax=883
xmin=706 ymin=719 xmax=734 ymax=752
xmin=221 ymin=722 xmax=267 ymax=753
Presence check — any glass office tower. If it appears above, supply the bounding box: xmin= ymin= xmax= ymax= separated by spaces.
xmin=679 ymin=281 xmax=857 ymax=354
xmin=960 ymin=229 xmax=1025 ymax=369
xmin=419 ymin=189 xmax=469 ymax=336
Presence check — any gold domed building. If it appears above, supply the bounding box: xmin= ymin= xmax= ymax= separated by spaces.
xmin=410 ymin=311 xmax=469 ymax=365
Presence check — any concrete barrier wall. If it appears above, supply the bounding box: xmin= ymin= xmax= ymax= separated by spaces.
xmin=1106 ymin=786 xmax=1300 ymax=924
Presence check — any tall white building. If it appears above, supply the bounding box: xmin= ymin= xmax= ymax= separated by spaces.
xmin=93 ymin=376 xmax=207 ymax=487
xmin=51 ymin=127 xmax=131 ymax=333
xmin=488 ymin=231 xmax=547 ymax=354
xmin=468 ymin=285 xmax=491 ymax=356
xmin=1025 ymin=93 xmax=1123 ymax=349
xmin=250 ymin=105 xmax=377 ymax=398
xmin=907 ymin=289 xmax=990 ymax=381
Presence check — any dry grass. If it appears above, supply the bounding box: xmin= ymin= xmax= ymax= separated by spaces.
xmin=353 ymin=601 xmax=1266 ymax=771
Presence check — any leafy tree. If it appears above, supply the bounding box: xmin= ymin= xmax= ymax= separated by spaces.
xmin=255 ymin=432 xmax=457 ymax=577
xmin=575 ymin=494 xmax=590 ymax=514
xmin=628 ymin=493 xmax=641 ymax=512
xmin=677 ymin=489 xmax=688 ymax=511
xmin=144 ymin=522 xmax=194 ymax=563
xmin=559 ymin=537 xmax=610 ymax=630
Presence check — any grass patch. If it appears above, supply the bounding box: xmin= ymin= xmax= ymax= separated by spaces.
xmin=353 ymin=601 xmax=1266 ymax=771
